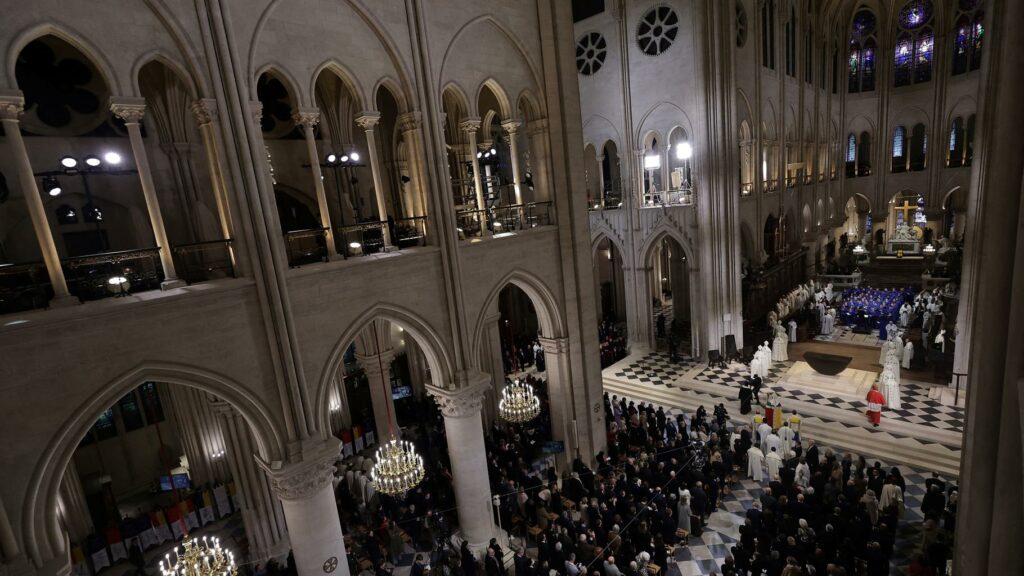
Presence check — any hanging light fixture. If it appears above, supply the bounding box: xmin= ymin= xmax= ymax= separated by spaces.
xmin=369 ymin=324 xmax=425 ymax=496
xmin=499 ymin=377 xmax=541 ymax=423
xmin=498 ymin=318 xmax=541 ymax=424
xmin=159 ymin=536 xmax=237 ymax=576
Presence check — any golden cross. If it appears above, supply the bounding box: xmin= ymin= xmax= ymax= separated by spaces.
xmin=895 ymin=199 xmax=916 ymax=224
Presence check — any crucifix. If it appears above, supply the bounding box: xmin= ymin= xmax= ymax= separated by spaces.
xmin=895 ymin=199 xmax=916 ymax=225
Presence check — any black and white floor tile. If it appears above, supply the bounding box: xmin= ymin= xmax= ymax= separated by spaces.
xmin=611 ymin=353 xmax=964 ymax=435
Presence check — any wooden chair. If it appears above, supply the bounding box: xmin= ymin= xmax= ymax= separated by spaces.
xmin=724 ymin=335 xmax=741 ymax=362
xmin=707 ymin=349 xmax=725 ymax=369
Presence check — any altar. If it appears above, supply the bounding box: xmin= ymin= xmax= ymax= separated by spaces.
xmin=780 ymin=360 xmax=877 ymax=401
xmin=887 ymin=239 xmax=922 ymax=255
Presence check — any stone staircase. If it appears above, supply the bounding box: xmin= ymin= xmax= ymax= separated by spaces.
xmin=604 ymin=371 xmax=961 ymax=478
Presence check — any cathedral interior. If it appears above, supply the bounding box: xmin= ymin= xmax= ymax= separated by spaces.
xmin=0 ymin=1 xmax=1021 ymax=576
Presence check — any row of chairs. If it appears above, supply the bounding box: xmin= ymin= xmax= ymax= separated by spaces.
xmin=707 ymin=334 xmax=748 ymax=368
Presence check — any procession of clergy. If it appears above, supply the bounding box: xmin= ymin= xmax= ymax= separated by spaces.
xmin=750 ymin=280 xmax=952 ymax=427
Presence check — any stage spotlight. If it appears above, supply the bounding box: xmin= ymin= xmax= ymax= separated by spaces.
xmin=60 ymin=156 xmax=78 ymax=169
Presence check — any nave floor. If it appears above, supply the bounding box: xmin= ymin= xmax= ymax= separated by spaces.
xmin=604 ymin=350 xmax=963 ymax=478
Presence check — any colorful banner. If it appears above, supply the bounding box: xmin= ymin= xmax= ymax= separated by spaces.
xmin=105 ymin=527 xmax=127 ymax=563
xmin=214 ymin=485 xmax=232 ymax=518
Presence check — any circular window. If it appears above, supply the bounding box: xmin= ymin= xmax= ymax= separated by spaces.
xmin=576 ymin=32 xmax=608 ymax=76
xmin=736 ymin=1 xmax=748 ymax=48
xmin=637 ymin=5 xmax=679 ymax=57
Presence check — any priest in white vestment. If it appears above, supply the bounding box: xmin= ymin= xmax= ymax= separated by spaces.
xmin=879 ymin=339 xmax=893 ymax=365
xmin=747 ymin=446 xmax=765 ymax=482
xmin=777 ymin=424 xmax=796 ymax=458
xmin=766 ymin=447 xmax=783 ymax=481
xmin=880 ymin=369 xmax=902 ymax=410
xmin=773 ymin=326 xmax=788 ymax=362
xmin=757 ymin=421 xmax=773 ymax=453
xmin=795 ymin=458 xmax=810 ymax=488
xmin=765 ymin=430 xmax=782 ymax=456
xmin=902 ymin=341 xmax=914 ymax=369
xmin=749 ymin=351 xmax=762 ymax=379
xmin=788 ymin=319 xmax=798 ymax=342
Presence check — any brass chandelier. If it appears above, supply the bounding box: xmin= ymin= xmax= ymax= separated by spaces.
xmin=369 ymin=324 xmax=426 ymax=496
xmin=159 ymin=536 xmax=236 ymax=576
xmin=499 ymin=377 xmax=541 ymax=423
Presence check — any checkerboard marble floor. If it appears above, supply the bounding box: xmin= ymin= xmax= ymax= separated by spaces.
xmin=814 ymin=326 xmax=884 ymax=347
xmin=613 ymin=398 xmax=954 ymax=576
xmin=613 ymin=352 xmax=964 ymax=435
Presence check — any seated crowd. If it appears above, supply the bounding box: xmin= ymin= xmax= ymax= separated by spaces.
xmin=598 ymin=320 xmax=628 ymax=368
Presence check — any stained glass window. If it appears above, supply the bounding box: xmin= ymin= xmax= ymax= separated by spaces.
xmin=92 ymin=408 xmax=117 ymax=441
xmin=846 ymin=134 xmax=856 ymax=162
xmin=139 ymin=382 xmax=165 ymax=424
xmin=894 ymin=1 xmax=934 ymax=87
xmin=914 ymin=196 xmax=927 ymax=226
xmin=971 ymin=12 xmax=985 ymax=71
xmin=949 ymin=117 xmax=964 ymax=167
xmin=849 ymin=9 xmax=877 ymax=93
xmin=118 ymin=393 xmax=144 ymax=432
xmin=892 ymin=126 xmax=906 ymax=174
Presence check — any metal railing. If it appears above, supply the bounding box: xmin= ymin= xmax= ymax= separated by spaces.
xmin=589 ymin=188 xmax=623 ymax=211
xmin=284 ymin=228 xmax=329 ymax=267
xmin=642 ymin=187 xmax=694 ymax=208
xmin=172 ymin=240 xmax=235 ymax=285
xmin=394 ymin=216 xmax=427 ymax=248
xmin=64 ymin=248 xmax=164 ymax=301
xmin=455 ymin=202 xmax=555 ymax=240
xmin=336 ymin=221 xmax=387 ymax=257
xmin=0 ymin=261 xmax=51 ymax=314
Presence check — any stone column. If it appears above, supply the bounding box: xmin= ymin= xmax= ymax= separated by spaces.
xmin=168 ymin=387 xmax=231 ymax=485
xmin=536 ymin=336 xmax=574 ymax=468
xmin=501 ymin=120 xmax=524 ymax=205
xmin=293 ymin=109 xmax=334 ymax=258
xmin=954 ymin=1 xmax=1024 ymax=572
xmin=355 ymin=320 xmax=399 ymax=439
xmin=527 ymin=119 xmax=552 ymax=202
xmin=426 ymin=379 xmax=493 ymax=551
xmin=355 ymin=112 xmax=392 ymax=247
xmin=328 ymin=373 xmax=353 ymax=434
xmin=481 ymin=310 xmax=506 ymax=427
xmin=263 ymin=441 xmax=348 ymax=576
xmin=398 ymin=112 xmax=428 ymax=222
xmin=58 ymin=464 xmax=93 ymax=543
xmin=214 ymin=403 xmax=289 ymax=564
xmin=460 ymin=119 xmax=487 ymax=231
xmin=0 ymin=94 xmax=75 ymax=305
xmin=356 ymin=349 xmax=398 ymax=439
xmin=191 ymin=99 xmax=238 ymax=267
xmin=110 ymin=98 xmax=184 ymax=288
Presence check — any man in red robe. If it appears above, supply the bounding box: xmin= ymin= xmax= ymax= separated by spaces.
xmin=866 ymin=384 xmax=886 ymax=427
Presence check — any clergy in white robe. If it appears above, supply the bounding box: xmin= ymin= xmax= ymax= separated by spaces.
xmin=821 ymin=309 xmax=835 ymax=335
xmin=879 ymin=339 xmax=893 ymax=365
xmin=757 ymin=422 xmax=773 ymax=453
xmin=766 ymin=448 xmax=783 ymax=481
xmin=788 ymin=319 xmax=798 ymax=342
xmin=899 ymin=303 xmax=911 ymax=327
xmin=749 ymin=353 xmax=762 ymax=379
xmin=765 ymin=431 xmax=782 ymax=456
xmin=902 ymin=341 xmax=914 ymax=369
xmin=795 ymin=459 xmax=811 ymax=488
xmin=773 ymin=328 xmax=788 ymax=362
xmin=777 ymin=424 xmax=796 ymax=458
xmin=880 ymin=370 xmax=902 ymax=410
xmin=747 ymin=446 xmax=765 ymax=482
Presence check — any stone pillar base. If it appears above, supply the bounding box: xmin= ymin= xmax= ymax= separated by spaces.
xmin=48 ymin=296 xmax=79 ymax=309
xmin=161 ymin=278 xmax=187 ymax=290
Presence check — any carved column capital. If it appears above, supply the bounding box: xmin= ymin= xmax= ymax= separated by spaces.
xmin=260 ymin=442 xmax=340 ymax=501
xmin=110 ymin=97 xmax=147 ymax=124
xmin=537 ymin=336 xmax=570 ymax=355
xmin=426 ymin=378 xmax=490 ymax=418
xmin=355 ymin=111 xmax=382 ymax=130
xmin=459 ymin=118 xmax=482 ymax=134
xmin=191 ymin=98 xmax=218 ymax=126
xmin=397 ymin=111 xmax=422 ymax=133
xmin=500 ymin=119 xmax=522 ymax=135
xmin=355 ymin=350 xmax=397 ymax=376
xmin=292 ymin=108 xmax=321 ymax=129
xmin=0 ymin=93 xmax=25 ymax=121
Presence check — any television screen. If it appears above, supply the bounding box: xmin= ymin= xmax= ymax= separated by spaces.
xmin=159 ymin=474 xmax=191 ymax=491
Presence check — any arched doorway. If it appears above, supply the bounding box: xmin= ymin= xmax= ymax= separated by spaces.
xmin=646 ymin=235 xmax=693 ymax=353
xmin=23 ymin=367 xmax=291 ymax=576
xmin=942 ymin=187 xmax=967 ymax=241
xmin=602 ymin=140 xmax=621 ymax=206
xmin=593 ymin=236 xmax=628 ymax=367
